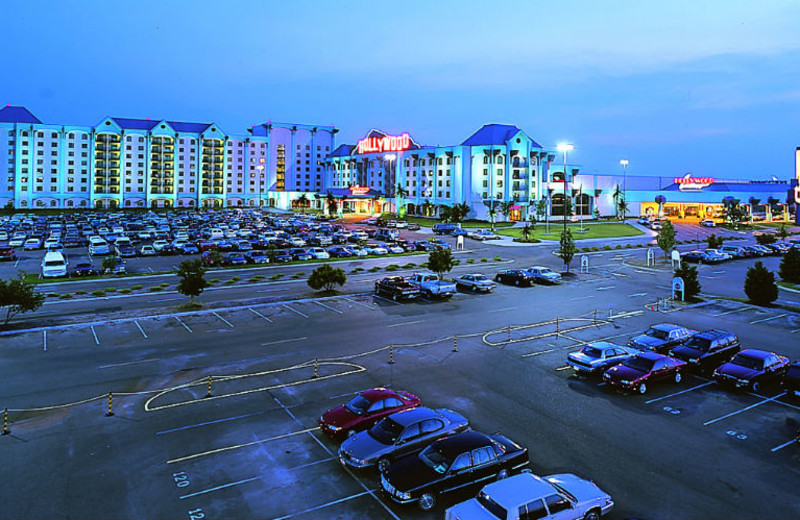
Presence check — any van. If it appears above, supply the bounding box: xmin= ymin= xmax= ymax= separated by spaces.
xmin=207 ymin=228 xmax=224 ymax=240
xmin=41 ymin=252 xmax=68 ymax=278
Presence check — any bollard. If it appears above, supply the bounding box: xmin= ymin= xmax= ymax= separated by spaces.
xmin=593 ymin=309 xmax=597 ymax=325
xmin=452 ymin=335 xmax=458 ymax=353
xmin=388 ymin=346 xmax=395 ymax=365
xmin=507 ymin=326 xmax=511 ymax=343
xmin=105 ymin=392 xmax=114 ymax=417
xmin=206 ymin=375 xmax=213 ymax=397
xmin=556 ymin=317 xmax=560 ymax=337
xmin=2 ymin=408 xmax=9 ymax=435
xmin=313 ymin=358 xmax=319 ymax=378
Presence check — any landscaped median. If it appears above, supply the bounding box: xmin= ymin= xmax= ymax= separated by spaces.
xmin=496 ymin=222 xmax=645 ymax=241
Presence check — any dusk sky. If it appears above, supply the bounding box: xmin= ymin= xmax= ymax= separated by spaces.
xmin=5 ymin=1 xmax=800 ymax=180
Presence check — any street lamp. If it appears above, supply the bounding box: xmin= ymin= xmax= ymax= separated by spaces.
xmin=620 ymin=159 xmax=629 ymax=221
xmin=556 ymin=143 xmax=574 ymax=235
xmin=385 ymin=153 xmax=396 ymax=216
xmin=256 ymin=158 xmax=265 ymax=209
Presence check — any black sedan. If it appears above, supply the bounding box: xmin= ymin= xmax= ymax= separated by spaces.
xmin=71 ymin=262 xmax=97 ymax=277
xmin=380 ymin=431 xmax=528 ymax=511
xmin=494 ymin=269 xmax=534 ymax=287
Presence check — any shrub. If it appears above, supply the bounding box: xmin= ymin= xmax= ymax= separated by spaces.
xmin=47 ymin=292 xmax=60 ymax=298
xmin=779 ymin=246 xmax=800 ymax=284
xmin=453 ymin=259 xmax=461 ymax=266
xmin=351 ymin=267 xmax=364 ymax=273
xmin=603 ymin=245 xmax=611 ymax=250
xmin=231 ymin=276 xmax=241 ymax=282
xmin=104 ymin=287 xmax=116 ymax=293
xmin=615 ymin=244 xmax=622 ymax=249
xmin=402 ymin=263 xmax=416 ymax=268
xmin=466 ymin=258 xmax=475 ymax=264
xmin=224 ymin=279 xmax=235 ymax=285
xmin=119 ymin=288 xmax=131 ymax=294
xmin=149 ymin=286 xmax=163 ymax=292
xmin=674 ymin=261 xmax=702 ymax=302
xmin=744 ymin=261 xmax=778 ymax=306
xmin=131 ymin=284 xmax=143 ymax=290
xmin=76 ymin=290 xmax=87 ymax=295
xmin=307 ymin=264 xmax=347 ymax=292
xmin=493 ymin=256 xmax=501 ymax=261
xmin=385 ymin=265 xmax=399 ymax=272
xmin=625 ymin=244 xmax=632 ymax=248
xmin=368 ymin=266 xmax=380 ymax=273
xmin=291 ymin=272 xmax=304 ymax=278
xmin=59 ymin=293 xmax=72 ymax=299
xmin=209 ymin=279 xmax=220 ymax=284
xmin=480 ymin=257 xmax=488 ymax=262
xmin=159 ymin=282 xmax=169 ymax=287
xmin=269 ymin=273 xmax=284 ymax=280
xmin=92 ymin=289 xmax=106 ymax=296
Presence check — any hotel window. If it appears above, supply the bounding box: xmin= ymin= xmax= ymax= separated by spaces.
xmin=497 ymin=156 xmax=503 ymax=164
xmin=483 ymin=156 xmax=489 ymax=164
xmin=497 ymin=169 xmax=503 ymax=175
xmin=446 ymin=191 xmax=450 ymax=197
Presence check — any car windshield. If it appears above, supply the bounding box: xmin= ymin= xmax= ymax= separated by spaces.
xmin=731 ymin=354 xmax=763 ymax=371
xmin=645 ymin=328 xmax=669 ymax=340
xmin=418 ymin=444 xmax=450 ymax=474
xmin=546 ymin=480 xmax=578 ymax=503
xmin=344 ymin=394 xmax=371 ymax=415
xmin=475 ymin=491 xmax=508 ymax=520
xmin=474 ymin=275 xmax=488 ymax=281
xmin=683 ymin=336 xmax=712 ymax=351
xmin=623 ymin=357 xmax=655 ymax=372
xmin=581 ymin=346 xmax=603 ymax=358
xmin=539 ymin=268 xmax=554 ymax=274
xmin=368 ymin=417 xmax=403 ymax=445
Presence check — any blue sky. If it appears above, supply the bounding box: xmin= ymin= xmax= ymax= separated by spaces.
xmin=4 ymin=0 xmax=800 ymax=179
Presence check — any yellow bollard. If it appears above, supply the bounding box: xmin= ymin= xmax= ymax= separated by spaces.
xmin=2 ymin=408 xmax=9 ymax=435
xmin=388 ymin=345 xmax=395 ymax=364
xmin=105 ymin=392 xmax=114 ymax=417
xmin=206 ymin=375 xmax=213 ymax=397
xmin=313 ymin=358 xmax=319 ymax=378
xmin=452 ymin=335 xmax=458 ymax=353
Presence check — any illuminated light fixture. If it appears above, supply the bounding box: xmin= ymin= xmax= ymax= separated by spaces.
xmin=357 ymin=133 xmax=411 ymax=154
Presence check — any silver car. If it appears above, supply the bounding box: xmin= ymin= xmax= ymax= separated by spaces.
xmin=567 ymin=341 xmax=639 ymax=375
xmin=338 ymin=407 xmax=469 ymax=471
xmin=524 ymin=266 xmax=562 ymax=284
xmin=453 ymin=273 xmax=496 ymax=293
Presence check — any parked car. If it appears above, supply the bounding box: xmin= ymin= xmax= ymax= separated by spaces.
xmin=603 ymin=351 xmax=686 ymax=394
xmin=719 ymin=245 xmax=748 ymax=258
xmin=339 ymin=407 xmax=469 ymax=471
xmin=650 ymin=220 xmax=663 ymax=230
xmin=700 ymin=219 xmax=716 ymax=227
xmin=328 ymin=246 xmax=354 ymax=258
xmin=375 ymin=276 xmax=421 ymax=301
xmin=494 ymin=269 xmax=535 ymax=287
xmin=704 ymin=249 xmax=731 ymax=262
xmin=246 ymin=251 xmax=269 ymax=264
xmin=433 ymin=222 xmax=458 ymax=235
xmin=469 ymin=229 xmax=500 ymax=241
xmin=408 ymin=273 xmax=457 ymax=299
xmin=713 ymin=349 xmax=790 ymax=392
xmin=23 ymin=238 xmax=42 ymax=250
xmin=782 ymin=361 xmax=800 ymax=399
xmin=627 ymin=323 xmax=695 ymax=354
xmin=445 ymin=471 xmax=614 ymax=520
xmin=116 ymin=244 xmax=138 ymax=258
xmin=319 ymin=387 xmax=421 ymax=441
xmin=380 ymin=430 xmax=528 ymax=511
xmin=225 ymin=252 xmax=248 ymax=266
xmin=524 ymin=266 xmax=562 ymax=285
xmin=71 ymin=262 xmax=97 ymax=277
xmin=0 ymin=247 xmax=17 ymax=261
xmin=288 ymin=248 xmax=314 ymax=261
xmin=407 ymin=222 xmax=421 ymax=231
xmin=453 ymin=273 xmax=496 ymax=293
xmin=668 ymin=329 xmax=740 ymax=373
xmin=680 ymin=250 xmax=719 ymax=264
xmin=139 ymin=245 xmax=157 ymax=256
xmin=567 ymin=342 xmax=639 ymax=375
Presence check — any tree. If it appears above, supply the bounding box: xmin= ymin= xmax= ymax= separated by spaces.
xmin=756 ymin=233 xmax=777 ymax=245
xmin=558 ymin=229 xmax=577 ymax=272
xmin=778 ymin=224 xmax=789 ymax=240
xmin=102 ymin=255 xmax=122 ymax=273
xmin=617 ymin=200 xmax=629 ymax=221
xmin=657 ymin=220 xmax=676 ymax=257
xmin=176 ymin=259 xmax=210 ymax=304
xmin=395 ymin=184 xmax=408 ymax=217
xmin=654 ymin=195 xmax=667 ymax=218
xmin=721 ymin=197 xmax=744 ymax=229
xmin=295 ymin=193 xmax=309 ymax=214
xmin=611 ymin=184 xmax=622 ymax=219
xmin=325 ymin=192 xmax=338 ymax=217
xmin=500 ymin=200 xmax=514 ymax=222
xmin=779 ymin=246 xmax=800 ymax=284
xmin=744 ymin=261 xmax=778 ymax=306
xmin=0 ymin=273 xmax=45 ymax=326
xmin=706 ymin=233 xmax=723 ymax=249
xmin=522 ymin=223 xmax=532 ymax=242
xmin=674 ymin=261 xmax=702 ymax=302
xmin=563 ymin=197 xmax=573 ymax=220
xmin=428 ymin=248 xmax=455 ymax=280
xmin=452 ymin=202 xmax=470 ymax=222
xmin=438 ymin=205 xmax=453 ymax=223
xmin=307 ymin=264 xmax=347 ymax=293
xmin=535 ymin=199 xmax=547 ymax=221
xmin=487 ymin=204 xmax=498 ymax=230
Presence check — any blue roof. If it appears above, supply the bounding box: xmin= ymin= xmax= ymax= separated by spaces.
xmin=329 ymin=144 xmax=356 ymax=157
xmin=0 ymin=106 xmax=42 ymax=124
xmin=461 ymin=124 xmax=540 ymax=147
xmin=169 ymin=121 xmax=213 ymax=133
xmin=111 ymin=118 xmax=159 ymax=131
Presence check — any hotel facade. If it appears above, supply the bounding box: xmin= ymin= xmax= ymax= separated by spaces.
xmin=1 ymin=105 xmax=797 ymax=223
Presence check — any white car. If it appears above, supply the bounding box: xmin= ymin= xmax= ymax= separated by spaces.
xmin=700 ymin=219 xmax=716 ymax=227
xmin=445 ymin=471 xmax=613 ymax=520
xmin=23 ymin=238 xmax=42 ymax=250
xmin=152 ymin=240 xmax=170 ymax=252
xmin=567 ymin=341 xmax=639 ymax=375
xmin=386 ymin=244 xmax=405 ymax=254
xmin=139 ymin=245 xmax=157 ymax=256
xmin=365 ymin=244 xmax=388 ymax=255
xmin=469 ymin=229 xmax=500 ymax=241
xmin=308 ymin=247 xmax=330 ymax=260
xmin=288 ymin=237 xmax=307 ymax=247
xmin=524 ymin=266 xmax=562 ymax=285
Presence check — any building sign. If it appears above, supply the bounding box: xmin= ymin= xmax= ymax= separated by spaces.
xmin=674 ymin=173 xmax=714 ymax=191
xmin=357 ymin=133 xmax=412 ymax=154
xmin=350 ymin=185 xmax=370 ymax=196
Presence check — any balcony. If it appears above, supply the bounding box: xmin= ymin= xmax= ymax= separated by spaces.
xmin=151 ymin=146 xmax=161 ymax=153
xmin=511 ymin=160 xmax=528 ymax=169
xmin=164 ymin=154 xmax=174 ymax=161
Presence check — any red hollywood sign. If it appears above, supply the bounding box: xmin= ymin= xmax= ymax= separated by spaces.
xmin=357 ymin=133 xmax=411 ymax=154
xmin=674 ymin=176 xmax=714 ymax=185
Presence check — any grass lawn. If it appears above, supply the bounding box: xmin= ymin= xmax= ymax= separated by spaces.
xmin=378 ymin=214 xmax=514 ymax=228
xmin=497 ymin=222 xmax=644 ymax=241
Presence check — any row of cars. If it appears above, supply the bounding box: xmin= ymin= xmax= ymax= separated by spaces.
xmin=681 ymin=241 xmax=798 ymax=264
xmin=567 ymin=322 xmax=800 ymax=397
xmin=318 ymin=388 xmax=614 ymax=517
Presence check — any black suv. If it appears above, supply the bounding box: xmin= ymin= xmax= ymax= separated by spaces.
xmin=783 ymin=361 xmax=800 ymax=399
xmin=669 ymin=329 xmax=740 ymax=373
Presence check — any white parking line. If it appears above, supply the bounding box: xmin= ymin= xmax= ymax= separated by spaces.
xmin=770 ymin=438 xmax=799 ymax=453
xmin=314 ymin=301 xmax=343 ymax=314
xmin=90 ymin=325 xmax=100 ymax=346
xmin=373 ymin=294 xmax=402 ymax=305
xmin=99 ymin=358 xmax=158 ymax=370
xmin=569 ymin=296 xmax=595 ymax=301
xmin=43 ymin=330 xmax=47 ymax=351
xmin=180 ymin=476 xmax=261 ymax=500
xmin=750 ymin=313 xmax=787 ymax=324
xmin=248 ymin=307 xmax=273 ymax=323
xmin=261 ymin=337 xmax=307 ymax=346
xmin=134 ymin=320 xmax=148 ymax=339
xmin=213 ymin=311 xmax=235 ymax=328
xmin=388 ymin=320 xmax=424 ymax=328
xmin=287 ymin=456 xmax=336 ymax=471
xmin=490 ymin=306 xmax=517 ymax=313
xmin=644 ymin=382 xmax=714 ymax=404
xmin=596 ymin=286 xmax=614 ymax=291
xmin=167 ymin=426 xmax=320 ymax=464
xmin=270 ymin=490 xmax=376 ymax=520
xmin=174 ymin=316 xmax=193 ymax=333
xmin=714 ymin=307 xmax=750 ymax=316
xmin=344 ymin=297 xmax=374 ymax=309
xmin=283 ymin=304 xmax=309 ymax=318
xmin=522 ymin=348 xmax=556 ymax=358
xmin=628 ymin=292 xmax=648 ymax=297
xmin=703 ymin=392 xmax=787 ymax=426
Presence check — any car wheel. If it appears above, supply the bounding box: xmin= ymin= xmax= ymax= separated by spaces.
xmin=495 ymin=275 xmax=501 ymax=282
xmin=674 ymin=371 xmax=682 ymax=384
xmin=515 ymin=280 xmax=520 ymax=286
xmin=472 ymin=285 xmax=477 ymax=293
xmin=377 ymin=457 xmax=390 ymax=473
xmin=346 ymin=429 xmax=356 ymax=439
xmin=496 ymin=469 xmax=508 ymax=481
xmin=638 ymin=383 xmax=647 ymax=394
xmin=392 ymin=293 xmax=398 ymax=302
xmin=752 ymin=381 xmax=761 ymax=393
xmin=418 ymin=493 xmax=436 ymax=511
xmin=583 ymin=509 xmax=602 ymax=520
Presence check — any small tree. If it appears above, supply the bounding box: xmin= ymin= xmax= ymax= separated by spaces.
xmin=0 ymin=273 xmax=45 ymax=326
xmin=722 ymin=196 xmax=744 ymax=229
xmin=102 ymin=255 xmax=121 ymax=273
xmin=778 ymin=224 xmax=789 ymax=241
xmin=706 ymin=233 xmax=723 ymax=249
xmin=674 ymin=261 xmax=702 ymax=302
xmin=452 ymin=202 xmax=470 ymax=222
xmin=307 ymin=264 xmax=346 ymax=293
xmin=325 ymin=193 xmax=338 ymax=217
xmin=657 ymin=220 xmax=676 ymax=257
xmin=176 ymin=259 xmax=209 ymax=304
xmin=428 ymin=248 xmax=455 ymax=280
xmin=779 ymin=246 xmax=800 ymax=284
xmin=756 ymin=233 xmax=777 ymax=245
xmin=522 ymin=223 xmax=532 ymax=242
xmin=558 ymin=229 xmax=577 ymax=272
xmin=744 ymin=261 xmax=778 ymax=306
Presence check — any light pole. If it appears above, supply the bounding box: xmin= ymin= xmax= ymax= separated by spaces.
xmin=256 ymin=158 xmax=265 ymax=209
xmin=556 ymin=143 xmax=574 ymax=236
xmin=620 ymin=159 xmax=629 ymax=220
xmin=385 ymin=153 xmax=396 ymax=215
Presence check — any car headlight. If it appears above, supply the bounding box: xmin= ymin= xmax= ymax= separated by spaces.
xmin=327 ymin=424 xmax=341 ymax=431
xmin=397 ymin=490 xmax=411 ymax=500
xmin=621 ymin=380 xmax=631 ymax=385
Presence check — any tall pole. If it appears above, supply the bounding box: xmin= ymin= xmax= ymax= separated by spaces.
xmin=620 ymin=159 xmax=629 ymax=221
xmin=557 ymin=144 xmax=573 ymax=236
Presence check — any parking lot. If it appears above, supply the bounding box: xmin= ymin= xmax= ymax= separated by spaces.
xmin=2 ymin=275 xmax=800 ymax=519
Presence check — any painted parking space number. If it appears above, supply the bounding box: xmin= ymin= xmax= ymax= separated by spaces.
xmin=188 ymin=508 xmax=205 ymax=519
xmin=173 ymin=471 xmax=190 ymax=488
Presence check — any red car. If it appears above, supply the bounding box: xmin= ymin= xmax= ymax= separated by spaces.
xmin=318 ymin=387 xmax=421 ymax=440
xmin=603 ymin=351 xmax=686 ymax=394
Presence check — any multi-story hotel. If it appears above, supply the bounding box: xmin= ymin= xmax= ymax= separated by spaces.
xmin=0 ymin=105 xmax=335 ymax=211
xmin=1 ymin=105 xmax=797 ymax=222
